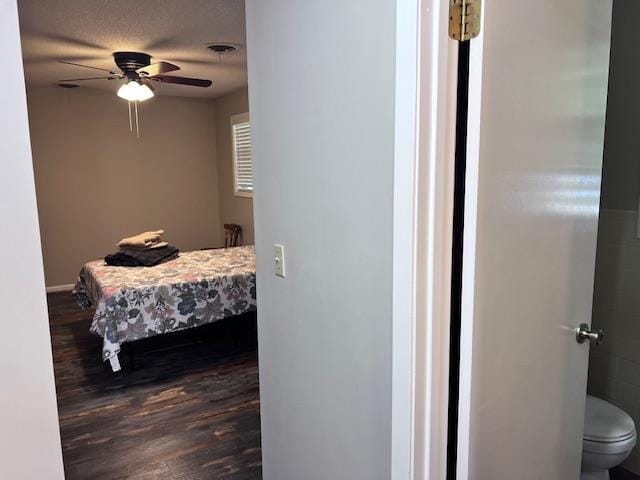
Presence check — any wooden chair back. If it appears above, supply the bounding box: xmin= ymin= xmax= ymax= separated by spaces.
xmin=224 ymin=224 xmax=242 ymax=248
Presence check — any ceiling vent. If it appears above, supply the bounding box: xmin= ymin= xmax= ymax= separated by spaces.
xmin=207 ymin=44 xmax=240 ymax=54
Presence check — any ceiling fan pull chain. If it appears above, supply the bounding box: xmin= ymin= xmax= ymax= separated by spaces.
xmin=135 ymin=100 xmax=140 ymax=139
xmin=128 ymin=100 xmax=133 ymax=132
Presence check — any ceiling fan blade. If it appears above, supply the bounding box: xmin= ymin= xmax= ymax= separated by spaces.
xmin=58 ymin=76 xmax=121 ymax=81
xmin=137 ymin=61 xmax=180 ymax=76
xmin=59 ymin=60 xmax=119 ymax=75
xmin=149 ymin=75 xmax=212 ymax=87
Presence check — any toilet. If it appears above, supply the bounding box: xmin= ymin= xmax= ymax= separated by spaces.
xmin=582 ymin=395 xmax=637 ymax=480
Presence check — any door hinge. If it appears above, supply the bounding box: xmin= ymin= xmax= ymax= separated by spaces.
xmin=449 ymin=0 xmax=481 ymax=42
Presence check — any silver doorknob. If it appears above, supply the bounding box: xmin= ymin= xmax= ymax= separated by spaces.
xmin=576 ymin=323 xmax=604 ymax=345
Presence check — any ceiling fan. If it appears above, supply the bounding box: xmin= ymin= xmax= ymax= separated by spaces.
xmin=58 ymin=51 xmax=213 ymax=102
xmin=58 ymin=52 xmax=213 ymax=137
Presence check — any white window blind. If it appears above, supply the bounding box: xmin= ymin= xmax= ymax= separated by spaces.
xmin=231 ymin=112 xmax=253 ymax=198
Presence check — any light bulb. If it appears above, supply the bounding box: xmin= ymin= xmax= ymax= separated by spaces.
xmin=117 ymin=81 xmax=154 ymax=102
xmin=117 ymin=81 xmax=137 ymax=101
xmin=137 ymin=83 xmax=154 ymax=101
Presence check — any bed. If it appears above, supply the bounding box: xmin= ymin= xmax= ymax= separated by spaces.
xmin=73 ymin=245 xmax=256 ymax=372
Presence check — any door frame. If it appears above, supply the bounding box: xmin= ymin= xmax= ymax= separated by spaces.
xmin=392 ymin=0 xmax=458 ymax=478
xmin=1 ymin=0 xmax=65 ymax=478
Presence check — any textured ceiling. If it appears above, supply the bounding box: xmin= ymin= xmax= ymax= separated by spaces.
xmin=18 ymin=0 xmax=247 ymax=98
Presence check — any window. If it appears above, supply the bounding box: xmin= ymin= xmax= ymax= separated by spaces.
xmin=231 ymin=112 xmax=253 ymax=198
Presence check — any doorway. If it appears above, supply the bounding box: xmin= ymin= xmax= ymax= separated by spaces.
xmin=17 ymin=1 xmax=261 ymax=478
xmin=446 ymin=0 xmax=615 ymax=478
xmin=585 ymin=0 xmax=640 ymax=478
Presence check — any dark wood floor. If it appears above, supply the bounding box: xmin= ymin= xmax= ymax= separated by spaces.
xmin=47 ymin=292 xmax=262 ymax=480
xmin=612 ymin=467 xmax=640 ymax=480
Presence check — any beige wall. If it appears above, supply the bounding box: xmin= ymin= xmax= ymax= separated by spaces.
xmin=27 ymin=86 xmax=223 ymax=287
xmin=214 ymin=88 xmax=254 ymax=244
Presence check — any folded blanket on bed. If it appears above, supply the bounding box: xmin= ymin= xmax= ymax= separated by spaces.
xmin=105 ymin=245 xmax=179 ymax=267
xmin=117 ymin=230 xmax=165 ymax=248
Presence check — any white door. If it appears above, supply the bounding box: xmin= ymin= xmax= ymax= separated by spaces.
xmin=457 ymin=1 xmax=613 ymax=479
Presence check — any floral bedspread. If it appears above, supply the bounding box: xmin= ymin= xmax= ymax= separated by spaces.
xmin=74 ymin=246 xmax=256 ymax=365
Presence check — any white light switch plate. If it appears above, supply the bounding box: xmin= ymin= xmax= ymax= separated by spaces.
xmin=274 ymin=244 xmax=286 ymax=277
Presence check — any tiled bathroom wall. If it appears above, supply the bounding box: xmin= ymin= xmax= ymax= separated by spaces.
xmin=588 ymin=208 xmax=640 ymax=473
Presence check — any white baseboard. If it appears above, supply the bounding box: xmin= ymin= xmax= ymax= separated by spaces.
xmin=46 ymin=284 xmax=74 ymax=293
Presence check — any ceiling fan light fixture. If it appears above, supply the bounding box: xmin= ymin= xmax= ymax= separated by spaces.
xmin=117 ymin=80 xmax=154 ymax=102
xmin=137 ymin=83 xmax=154 ymax=101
